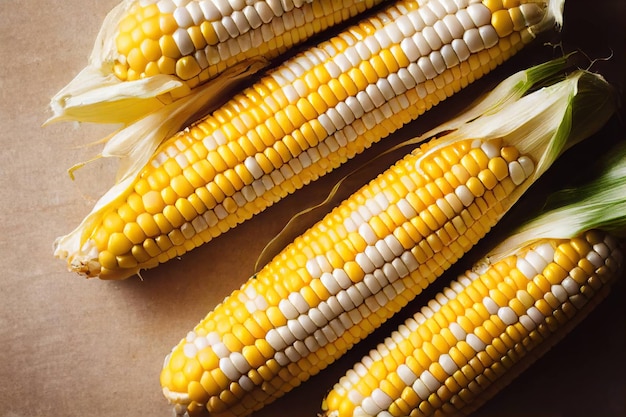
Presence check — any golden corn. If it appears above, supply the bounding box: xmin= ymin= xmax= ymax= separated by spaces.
xmin=159 ymin=134 xmax=544 ymax=416
xmin=321 ymin=230 xmax=624 ymax=417
xmin=55 ymin=0 xmax=561 ymax=279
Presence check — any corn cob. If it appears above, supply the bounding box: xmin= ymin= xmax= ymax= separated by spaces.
xmin=321 ymin=141 xmax=626 ymax=417
xmin=54 ymin=0 xmax=565 ymax=280
xmin=158 ymin=63 xmax=615 ymax=417
xmin=322 ymin=231 xmax=623 ymax=417
xmin=48 ymin=0 xmax=386 ymax=124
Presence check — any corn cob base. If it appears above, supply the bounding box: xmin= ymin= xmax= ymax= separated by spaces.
xmin=322 ymin=231 xmax=624 ymax=417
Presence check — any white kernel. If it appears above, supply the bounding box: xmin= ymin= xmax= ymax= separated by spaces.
xmin=448 ymin=322 xmax=466 ymax=341
xmin=277 ymin=324 xmax=297 ymax=346
xmin=551 ymin=284 xmax=568 ymax=303
xmin=334 ymin=269 xmax=353 ymax=290
xmin=396 ymin=254 xmax=413 ymax=275
xmin=561 ymin=276 xmax=580 ymax=296
xmin=526 ymin=306 xmax=545 ymax=324
xmin=463 ymin=27 xmax=484 ymax=53
xmin=365 ymin=246 xmax=385 ymax=268
xmin=407 ymin=9 xmax=426 ymax=32
xmin=451 ymin=37 xmax=471 ymax=61
xmin=434 ymin=19 xmax=453 ymax=45
xmin=230 ymin=351 xmax=250 ymax=373
xmin=278 ymin=298 xmax=299 ymax=319
xmin=465 ymin=333 xmax=485 ymax=352
xmin=183 ymin=343 xmax=198 ymax=358
xmin=417 ymin=56 xmax=437 ymax=80
xmin=297 ymin=314 xmax=317 ymax=334
xmin=219 ymin=357 xmax=240 ymax=380
xmin=356 ymin=252 xmax=376 ymax=274
xmin=420 ymin=369 xmax=441 ymax=391
xmin=498 ymin=306 xmax=518 ymax=325
xmin=509 ymin=161 xmax=526 ymax=185
xmin=382 ymin=262 xmax=400 ymax=284
xmin=397 ymin=363 xmax=417 ymax=385
xmin=483 ymin=296 xmax=499 ymax=314
xmin=364 ymin=273 xmax=382 ymax=294
xmin=443 ymin=14 xmax=464 ymax=38
xmin=274 ymin=351 xmax=289 ymax=366
xmin=430 ymin=50 xmax=447 ymax=75
xmin=526 ymin=250 xmax=549 ymax=275
xmin=517 ymin=155 xmax=535 ymax=177
xmin=287 ymin=318 xmax=307 ymax=341
xmin=375 ymin=240 xmax=395 ymax=262
xmin=516 ymin=257 xmax=537 ymax=279
xmin=455 ymin=8 xmax=475 ymax=31
xmin=478 ymin=25 xmax=499 ymax=48
xmin=358 ymin=222 xmax=378 ymax=245
xmin=467 ymin=3 xmax=491 ymax=27
xmin=439 ymin=353 xmax=458 ymax=374
xmin=418 ymin=5 xmax=437 ymax=26
xmin=221 ymin=16 xmax=240 ymax=37
xmin=440 ymin=44 xmax=459 ymax=68
xmin=396 ymin=15 xmax=416 ymax=37
xmin=304 ymin=334 xmax=321 ymax=352
xmin=519 ymin=314 xmax=536 ymax=331
xmin=587 ymin=251 xmax=605 ymax=268
xmin=455 ymin=184 xmax=474 ymax=206
xmin=427 ymin=0 xmax=447 ymax=18
xmin=289 ymin=292 xmax=309 ymax=313
xmin=412 ymin=378 xmax=430 ymax=400
xmin=361 ymin=397 xmax=382 ymax=416
xmin=308 ymin=307 xmax=327 ymax=327
xmin=371 ymin=387 xmax=394 ymax=409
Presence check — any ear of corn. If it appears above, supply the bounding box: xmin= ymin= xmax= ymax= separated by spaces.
xmin=158 ymin=62 xmax=614 ymax=417
xmin=321 ymin=141 xmax=626 ymax=417
xmin=54 ymin=0 xmax=566 ymax=280
xmin=47 ymin=0 xmax=386 ymax=125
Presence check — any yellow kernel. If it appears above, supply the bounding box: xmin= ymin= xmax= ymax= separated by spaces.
xmin=108 ymin=232 xmax=133 ymax=256
xmin=328 ymin=78 xmax=349 ymax=102
xmin=126 ymin=48 xmax=148 ymax=73
xmin=117 ymin=203 xmax=137 ymax=223
xmin=158 ymin=13 xmax=177 ymax=35
xmin=157 ymin=55 xmax=176 ymax=74
xmin=98 ymin=250 xmax=118 ymax=270
xmin=140 ymin=38 xmax=161 ymax=62
xmin=103 ymin=211 xmax=125 ymax=233
xmin=175 ymin=198 xmax=198 ymax=222
xmin=466 ymin=177 xmax=485 ymax=197
xmin=163 ymin=205 xmax=184 ymax=228
xmin=500 ymin=146 xmax=519 ymax=162
xmin=484 ymin=0 xmax=503 ymax=13
xmin=123 ymin=222 xmax=145 ymax=245
xmin=168 ymin=229 xmax=185 ymax=246
xmin=344 ymin=261 xmax=365 ymax=283
xmin=242 ymin=345 xmax=265 ymax=369
xmin=160 ymin=35 xmax=181 ymax=58
xmin=492 ymin=9 xmax=514 ymax=37
xmin=176 ymin=56 xmax=201 ymax=80
xmin=543 ymin=262 xmax=568 ymax=285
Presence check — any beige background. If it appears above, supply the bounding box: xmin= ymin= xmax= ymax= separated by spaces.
xmin=1 ymin=1 xmax=624 ymax=416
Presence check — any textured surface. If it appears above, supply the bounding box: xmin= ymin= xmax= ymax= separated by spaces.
xmin=0 ymin=1 xmax=624 ymax=417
